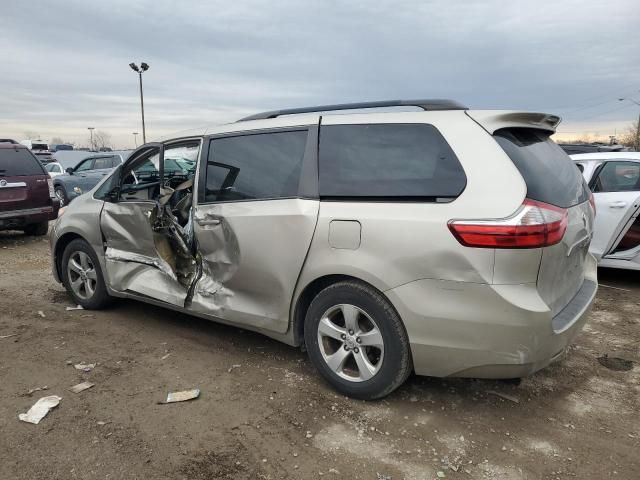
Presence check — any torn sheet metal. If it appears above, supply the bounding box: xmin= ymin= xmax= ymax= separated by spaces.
xmin=101 ymin=202 xmax=158 ymax=255
xmin=100 ymin=195 xmax=198 ymax=306
xmin=106 ymin=247 xmax=178 ymax=281
xmin=18 ymin=395 xmax=61 ymax=424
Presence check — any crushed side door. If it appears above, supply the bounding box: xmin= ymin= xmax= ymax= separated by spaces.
xmin=99 ymin=142 xmax=201 ymax=307
xmin=188 ymin=125 xmax=321 ymax=334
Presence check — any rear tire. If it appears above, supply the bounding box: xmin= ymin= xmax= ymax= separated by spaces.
xmin=304 ymin=280 xmax=412 ymax=400
xmin=61 ymin=238 xmax=112 ymax=309
xmin=24 ymin=221 xmax=49 ymax=236
xmin=54 ymin=186 xmax=68 ymax=207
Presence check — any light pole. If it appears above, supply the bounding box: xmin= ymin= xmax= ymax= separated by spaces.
xmin=87 ymin=127 xmax=95 ymax=151
xmin=618 ymin=95 xmax=640 ymax=151
xmin=132 ymin=132 xmax=139 ymax=148
xmin=129 ymin=62 xmax=150 ymax=144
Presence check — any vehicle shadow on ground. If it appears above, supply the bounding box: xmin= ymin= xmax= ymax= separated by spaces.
xmin=105 ymin=296 xmax=600 ymax=411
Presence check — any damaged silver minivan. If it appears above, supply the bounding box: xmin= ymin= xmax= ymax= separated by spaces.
xmin=50 ymin=100 xmax=597 ymax=399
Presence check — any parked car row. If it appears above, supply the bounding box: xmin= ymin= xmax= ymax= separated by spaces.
xmin=50 ymin=152 xmax=128 ymax=206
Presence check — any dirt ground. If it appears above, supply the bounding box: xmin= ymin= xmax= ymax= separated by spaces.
xmin=0 ymin=228 xmax=638 ymax=480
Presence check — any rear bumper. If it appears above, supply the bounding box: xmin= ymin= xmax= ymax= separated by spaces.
xmin=386 ymin=254 xmax=598 ymax=378
xmin=0 ymin=202 xmax=60 ymax=229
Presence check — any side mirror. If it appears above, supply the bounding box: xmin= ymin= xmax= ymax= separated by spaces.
xmin=66 ymin=167 xmax=74 ymax=175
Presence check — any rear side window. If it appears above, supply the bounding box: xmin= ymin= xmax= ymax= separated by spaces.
xmin=203 ymin=130 xmax=307 ymax=202
xmin=0 ymin=148 xmax=45 ymax=176
xmin=494 ymin=128 xmax=589 ymax=208
xmin=93 ymin=157 xmax=115 ymax=169
xmin=318 ymin=124 xmax=466 ymax=200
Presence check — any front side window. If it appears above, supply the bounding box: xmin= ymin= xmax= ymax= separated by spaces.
xmin=318 ymin=124 xmax=466 ymax=200
xmin=203 ymin=130 xmax=308 ymax=203
xmin=75 ymin=158 xmax=94 ymax=172
xmin=592 ymin=161 xmax=640 ymax=193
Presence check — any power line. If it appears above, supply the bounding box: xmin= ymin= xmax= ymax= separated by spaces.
xmin=552 ymin=83 xmax=639 ymax=115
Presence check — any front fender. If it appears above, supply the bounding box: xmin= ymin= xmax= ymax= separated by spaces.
xmin=51 ymin=194 xmax=106 ymax=282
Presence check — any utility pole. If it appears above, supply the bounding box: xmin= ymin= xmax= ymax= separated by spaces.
xmin=129 ymin=62 xmax=150 ymax=144
xmin=87 ymin=127 xmax=95 ymax=151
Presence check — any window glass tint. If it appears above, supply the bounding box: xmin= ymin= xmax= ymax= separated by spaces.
xmin=318 ymin=124 xmax=466 ymax=199
xmin=93 ymin=157 xmax=114 ymax=169
xmin=494 ymin=128 xmax=589 ymax=208
xmin=204 ymin=130 xmax=307 ymax=202
xmin=75 ymin=158 xmax=94 ymax=171
xmin=592 ymin=161 xmax=640 ymax=192
xmin=0 ymin=148 xmax=45 ymax=176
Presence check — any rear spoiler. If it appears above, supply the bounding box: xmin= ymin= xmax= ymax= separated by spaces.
xmin=466 ymin=110 xmax=561 ymax=134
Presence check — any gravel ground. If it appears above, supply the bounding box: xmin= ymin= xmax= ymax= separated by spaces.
xmin=0 ymin=228 xmax=638 ymax=480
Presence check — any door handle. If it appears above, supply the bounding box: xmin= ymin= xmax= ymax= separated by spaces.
xmin=608 ymin=201 xmax=627 ymax=209
xmin=195 ymin=217 xmax=220 ymax=226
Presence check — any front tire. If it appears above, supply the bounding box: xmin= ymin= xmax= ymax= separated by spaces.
xmin=304 ymin=280 xmax=412 ymax=400
xmin=61 ymin=238 xmax=112 ymax=309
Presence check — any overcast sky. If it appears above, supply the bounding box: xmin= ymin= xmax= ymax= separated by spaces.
xmin=1 ymin=0 xmax=639 ymax=148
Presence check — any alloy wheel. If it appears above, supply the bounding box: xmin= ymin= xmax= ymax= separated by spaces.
xmin=317 ymin=304 xmax=384 ymax=382
xmin=55 ymin=188 xmax=66 ymax=206
xmin=67 ymin=251 xmax=97 ymax=300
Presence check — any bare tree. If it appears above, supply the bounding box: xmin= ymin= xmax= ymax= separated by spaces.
xmin=50 ymin=136 xmax=74 ymax=146
xmin=87 ymin=130 xmax=112 ymax=151
xmin=23 ymin=130 xmax=40 ymax=140
xmin=619 ymin=120 xmax=640 ymax=151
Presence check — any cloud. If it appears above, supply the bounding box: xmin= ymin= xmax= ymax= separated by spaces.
xmin=1 ymin=0 xmax=638 ymax=147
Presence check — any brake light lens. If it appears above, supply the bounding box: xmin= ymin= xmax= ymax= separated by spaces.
xmin=448 ymin=199 xmax=568 ymax=249
xmin=47 ymin=178 xmax=55 ymax=198
xmin=588 ymin=190 xmax=596 ymax=216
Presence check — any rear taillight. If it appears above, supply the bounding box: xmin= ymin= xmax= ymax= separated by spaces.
xmin=448 ymin=199 xmax=568 ymax=249
xmin=588 ymin=190 xmax=596 ymax=216
xmin=47 ymin=178 xmax=55 ymax=198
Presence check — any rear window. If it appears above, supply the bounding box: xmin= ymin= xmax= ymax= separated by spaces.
xmin=494 ymin=128 xmax=589 ymax=208
xmin=31 ymin=143 xmax=48 ymax=150
xmin=318 ymin=124 xmax=466 ymax=200
xmin=0 ymin=148 xmax=46 ymax=176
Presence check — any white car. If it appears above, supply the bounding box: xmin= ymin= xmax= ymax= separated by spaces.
xmin=45 ymin=162 xmax=65 ymax=177
xmin=573 ymin=152 xmax=640 ymax=270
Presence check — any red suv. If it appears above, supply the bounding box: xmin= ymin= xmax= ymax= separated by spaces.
xmin=0 ymin=143 xmax=60 ymax=235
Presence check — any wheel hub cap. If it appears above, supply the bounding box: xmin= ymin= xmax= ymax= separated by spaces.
xmin=317 ymin=303 xmax=384 ymax=382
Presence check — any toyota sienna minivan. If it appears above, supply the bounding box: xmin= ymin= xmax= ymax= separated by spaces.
xmin=49 ymin=100 xmax=597 ymax=399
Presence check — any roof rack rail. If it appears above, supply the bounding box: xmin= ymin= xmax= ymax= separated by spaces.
xmin=237 ymin=99 xmax=468 ymax=122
